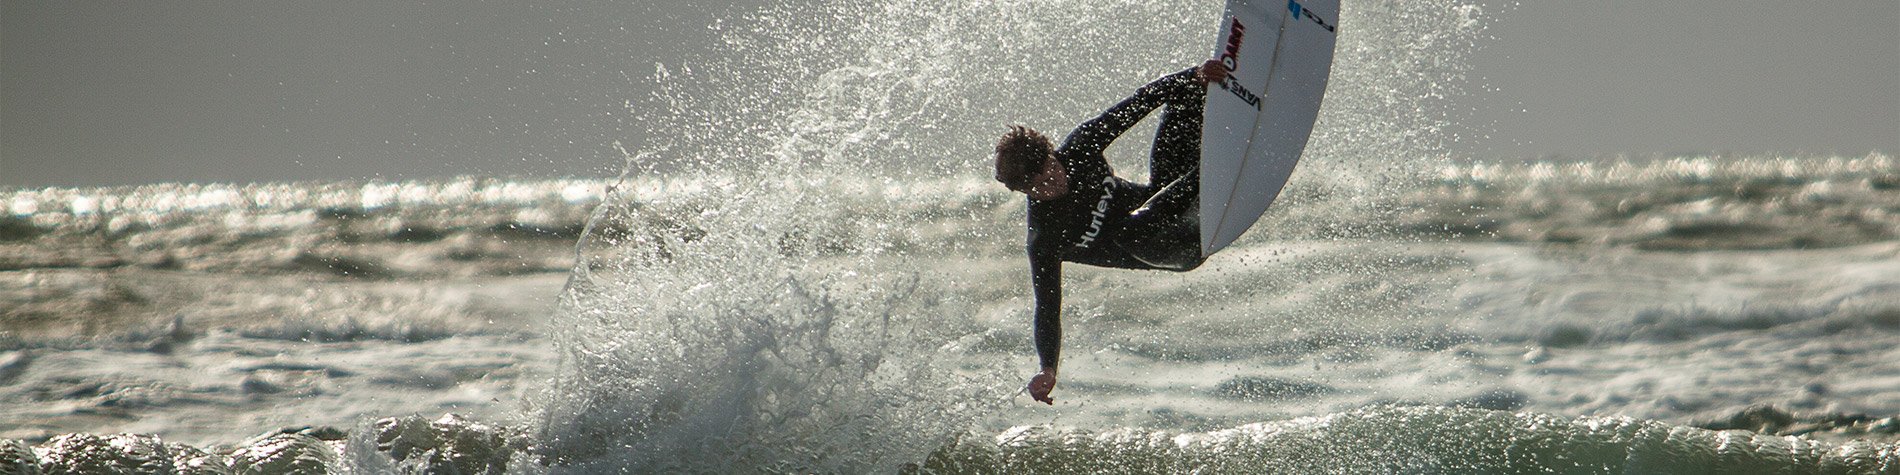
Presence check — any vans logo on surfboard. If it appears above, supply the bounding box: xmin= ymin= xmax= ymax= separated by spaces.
xmin=1221 ymin=76 xmax=1263 ymax=111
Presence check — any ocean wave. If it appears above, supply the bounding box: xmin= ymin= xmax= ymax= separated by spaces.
xmin=4 ymin=159 xmax=1888 ymax=260
xmin=926 ymin=406 xmax=1898 ymax=474
xmin=1537 ymin=302 xmax=1900 ymax=348
xmin=4 ymin=407 xmax=1893 ymax=474
xmin=5 ymin=153 xmax=1892 ymax=280
xmin=1400 ymin=153 xmax=1900 ymax=249
xmin=0 ymin=178 xmax=597 ymax=277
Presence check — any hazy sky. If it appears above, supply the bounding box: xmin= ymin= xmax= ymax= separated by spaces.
xmin=1461 ymin=2 xmax=1898 ymax=160
xmin=3 ymin=1 xmax=1896 ymax=187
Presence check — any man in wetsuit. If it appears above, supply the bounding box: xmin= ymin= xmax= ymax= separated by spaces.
xmin=993 ymin=59 xmax=1227 ymax=405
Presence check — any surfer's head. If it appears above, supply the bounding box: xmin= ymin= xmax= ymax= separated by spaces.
xmin=994 ymin=125 xmax=1068 ymax=200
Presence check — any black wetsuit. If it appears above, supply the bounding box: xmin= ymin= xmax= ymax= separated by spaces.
xmin=1028 ymin=67 xmax=1209 ymax=370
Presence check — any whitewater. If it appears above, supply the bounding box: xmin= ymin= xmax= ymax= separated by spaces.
xmin=4 ymin=0 xmax=1899 ymax=473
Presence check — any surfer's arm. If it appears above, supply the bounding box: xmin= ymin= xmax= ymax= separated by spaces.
xmin=1057 ymin=67 xmax=1205 ymax=158
xmin=1026 ymin=244 xmax=1063 ymax=405
xmin=1029 ymin=245 xmax=1063 ymax=372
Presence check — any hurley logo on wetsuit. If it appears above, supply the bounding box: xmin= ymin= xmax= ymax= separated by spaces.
xmin=1076 ymin=176 xmax=1117 ymax=248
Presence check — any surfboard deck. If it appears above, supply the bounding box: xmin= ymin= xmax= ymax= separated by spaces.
xmin=1198 ymin=0 xmax=1339 ymax=257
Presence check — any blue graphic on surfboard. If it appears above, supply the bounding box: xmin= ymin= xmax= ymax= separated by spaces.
xmin=1199 ymin=0 xmax=1339 ymax=256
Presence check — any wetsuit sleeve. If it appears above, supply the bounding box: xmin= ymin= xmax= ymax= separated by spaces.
xmin=1055 ymin=67 xmax=1205 ymax=159
xmin=1029 ymin=241 xmax=1063 ymax=370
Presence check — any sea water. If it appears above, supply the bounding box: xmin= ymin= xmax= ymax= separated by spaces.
xmin=4 ymin=0 xmax=1899 ymax=473
xmin=6 ymin=158 xmax=1897 ymax=473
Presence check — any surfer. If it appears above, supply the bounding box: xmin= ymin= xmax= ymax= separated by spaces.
xmin=995 ymin=59 xmax=1227 ymax=405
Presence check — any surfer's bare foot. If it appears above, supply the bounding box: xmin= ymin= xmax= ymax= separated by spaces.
xmin=1026 ymin=368 xmax=1058 ymax=405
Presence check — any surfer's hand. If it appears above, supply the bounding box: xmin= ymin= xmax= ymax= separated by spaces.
xmin=1026 ymin=369 xmax=1057 ymax=405
xmin=1195 ymin=59 xmax=1228 ymax=86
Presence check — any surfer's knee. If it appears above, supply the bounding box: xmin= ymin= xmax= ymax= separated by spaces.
xmin=1137 ymin=247 xmax=1204 ymax=272
xmin=1170 ymin=256 xmax=1206 ymax=272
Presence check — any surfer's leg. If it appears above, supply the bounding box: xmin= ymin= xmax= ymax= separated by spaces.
xmin=1148 ymin=103 xmax=1204 ymax=188
xmin=1131 ymin=167 xmax=1198 ymax=220
xmin=1119 ymin=170 xmax=1205 ymax=271
xmin=1134 ymin=102 xmax=1205 ymax=251
xmin=1116 ymin=102 xmax=1206 ymax=271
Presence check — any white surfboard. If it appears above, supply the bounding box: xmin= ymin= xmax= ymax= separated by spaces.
xmin=1199 ymin=0 xmax=1338 ymax=256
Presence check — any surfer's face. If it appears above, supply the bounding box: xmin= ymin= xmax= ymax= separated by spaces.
xmin=1023 ymin=156 xmax=1070 ymax=201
